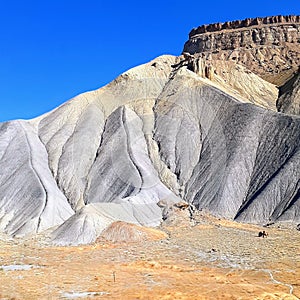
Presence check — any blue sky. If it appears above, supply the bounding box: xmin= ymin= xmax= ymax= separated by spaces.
xmin=0 ymin=0 xmax=299 ymax=121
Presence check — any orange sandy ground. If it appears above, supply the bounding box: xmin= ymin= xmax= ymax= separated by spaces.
xmin=0 ymin=219 xmax=299 ymax=300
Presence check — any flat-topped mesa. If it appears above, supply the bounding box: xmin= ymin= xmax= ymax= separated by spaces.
xmin=189 ymin=15 xmax=300 ymax=38
xmin=183 ymin=15 xmax=300 ymax=85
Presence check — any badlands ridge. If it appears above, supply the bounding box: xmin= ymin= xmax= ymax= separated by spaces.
xmin=0 ymin=16 xmax=300 ymax=245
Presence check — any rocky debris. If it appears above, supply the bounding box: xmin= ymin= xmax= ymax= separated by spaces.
xmin=263 ymin=222 xmax=275 ymax=228
xmin=158 ymin=200 xmax=210 ymax=228
xmin=277 ymin=69 xmax=300 ymax=115
xmin=158 ymin=200 xmax=194 ymax=225
xmin=183 ymin=15 xmax=300 ymax=85
xmin=173 ymin=201 xmax=190 ymax=210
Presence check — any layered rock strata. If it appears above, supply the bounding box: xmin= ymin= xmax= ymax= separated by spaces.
xmin=183 ymin=15 xmax=300 ymax=85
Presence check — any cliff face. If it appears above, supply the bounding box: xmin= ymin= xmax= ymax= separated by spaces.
xmin=277 ymin=69 xmax=300 ymax=115
xmin=188 ymin=15 xmax=300 ymax=36
xmin=183 ymin=16 xmax=300 ymax=85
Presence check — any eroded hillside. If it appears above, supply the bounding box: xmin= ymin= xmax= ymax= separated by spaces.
xmin=0 ymin=17 xmax=299 ymax=246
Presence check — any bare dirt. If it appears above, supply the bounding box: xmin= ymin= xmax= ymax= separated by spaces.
xmin=0 ymin=215 xmax=299 ymax=300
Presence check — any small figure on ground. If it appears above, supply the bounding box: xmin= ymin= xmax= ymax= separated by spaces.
xmin=258 ymin=230 xmax=268 ymax=238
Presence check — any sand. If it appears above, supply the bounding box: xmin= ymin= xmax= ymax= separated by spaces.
xmin=0 ymin=217 xmax=299 ymax=299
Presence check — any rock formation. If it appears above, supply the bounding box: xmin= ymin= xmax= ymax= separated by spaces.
xmin=189 ymin=15 xmax=300 ymax=36
xmin=0 ymin=17 xmax=300 ymax=245
xmin=183 ymin=15 xmax=300 ymax=85
xmin=277 ymin=69 xmax=300 ymax=115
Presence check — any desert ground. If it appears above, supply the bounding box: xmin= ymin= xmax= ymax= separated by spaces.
xmin=0 ymin=214 xmax=299 ymax=300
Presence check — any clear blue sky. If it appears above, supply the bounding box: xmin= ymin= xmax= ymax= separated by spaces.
xmin=0 ymin=0 xmax=299 ymax=121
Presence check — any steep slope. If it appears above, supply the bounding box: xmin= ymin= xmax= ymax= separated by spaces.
xmin=0 ymin=121 xmax=73 ymax=236
xmin=277 ymin=70 xmax=300 ymax=115
xmin=178 ymin=57 xmax=278 ymax=110
xmin=49 ymin=63 xmax=300 ymax=244
xmin=153 ymin=67 xmax=300 ymax=223
xmin=0 ymin=56 xmax=182 ymax=244
xmin=34 ymin=56 xmax=177 ymax=212
xmin=0 ymin=18 xmax=299 ymax=245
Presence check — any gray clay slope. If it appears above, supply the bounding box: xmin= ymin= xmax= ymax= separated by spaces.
xmin=0 ymin=46 xmax=299 ymax=245
xmin=277 ymin=71 xmax=300 ymax=115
